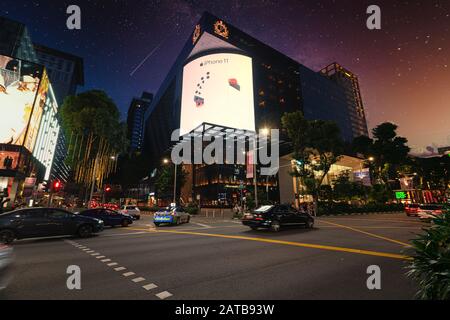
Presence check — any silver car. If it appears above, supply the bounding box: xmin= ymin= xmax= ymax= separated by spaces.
xmin=154 ymin=206 xmax=191 ymax=226
xmin=0 ymin=245 xmax=13 ymax=290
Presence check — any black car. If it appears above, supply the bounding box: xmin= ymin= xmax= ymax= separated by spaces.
xmin=242 ymin=205 xmax=314 ymax=232
xmin=0 ymin=208 xmax=104 ymax=244
xmin=78 ymin=208 xmax=133 ymax=227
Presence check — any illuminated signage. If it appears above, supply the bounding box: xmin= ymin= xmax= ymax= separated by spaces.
xmin=0 ymin=54 xmax=44 ymax=148
xmin=395 ymin=191 xmax=407 ymax=200
xmin=214 ymin=20 xmax=229 ymax=39
xmin=180 ymin=53 xmax=255 ymax=136
xmin=192 ymin=24 xmax=201 ymax=44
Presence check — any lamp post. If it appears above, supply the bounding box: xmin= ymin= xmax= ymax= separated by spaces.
xmin=163 ymin=158 xmax=178 ymax=205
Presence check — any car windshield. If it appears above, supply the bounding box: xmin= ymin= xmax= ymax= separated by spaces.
xmin=254 ymin=205 xmax=274 ymax=213
xmin=408 ymin=204 xmax=419 ymax=208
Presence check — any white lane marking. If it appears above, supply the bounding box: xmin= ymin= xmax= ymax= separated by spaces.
xmin=143 ymin=283 xmax=158 ymax=291
xmin=114 ymin=267 xmax=126 ymax=272
xmin=193 ymin=223 xmax=211 ymax=228
xmin=107 ymin=262 xmax=118 ymax=267
xmin=91 ymin=253 xmax=100 ymax=256
xmin=156 ymin=291 xmax=173 ymax=300
xmin=101 ymin=259 xmax=112 ymax=263
xmin=102 ymin=232 xmax=147 ymax=237
xmin=82 ymin=248 xmax=91 ymax=251
xmin=123 ymin=272 xmax=136 ymax=277
xmin=96 ymin=256 xmax=106 ymax=259
xmin=86 ymin=250 xmax=95 ymax=253
xmin=132 ymin=277 xmax=146 ymax=283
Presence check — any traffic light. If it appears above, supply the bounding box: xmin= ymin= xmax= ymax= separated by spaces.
xmin=105 ymin=186 xmax=112 ymax=193
xmin=52 ymin=180 xmax=61 ymax=192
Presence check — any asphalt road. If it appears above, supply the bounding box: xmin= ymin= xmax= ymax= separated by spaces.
xmin=0 ymin=213 xmax=425 ymax=300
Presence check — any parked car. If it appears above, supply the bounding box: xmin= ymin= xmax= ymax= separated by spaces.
xmin=154 ymin=206 xmax=191 ymax=226
xmin=0 ymin=208 xmax=104 ymax=244
xmin=417 ymin=204 xmax=445 ymax=221
xmin=242 ymin=205 xmax=314 ymax=232
xmin=405 ymin=203 xmax=420 ymax=216
xmin=78 ymin=208 xmax=133 ymax=227
xmin=120 ymin=205 xmax=141 ymax=220
xmin=0 ymin=245 xmax=13 ymax=290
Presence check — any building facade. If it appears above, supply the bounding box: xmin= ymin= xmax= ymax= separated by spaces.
xmin=127 ymin=92 xmax=153 ymax=153
xmin=33 ymin=44 xmax=84 ymax=184
xmin=0 ymin=16 xmax=79 ymax=203
xmin=143 ymin=12 xmax=370 ymax=206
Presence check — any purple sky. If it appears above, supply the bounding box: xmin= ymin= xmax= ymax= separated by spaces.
xmin=2 ymin=0 xmax=449 ymax=154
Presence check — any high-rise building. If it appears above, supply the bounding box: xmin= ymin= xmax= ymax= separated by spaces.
xmin=0 ymin=17 xmax=38 ymax=63
xmin=0 ymin=16 xmax=79 ymax=202
xmin=33 ymin=45 xmax=84 ymax=183
xmin=127 ymin=92 xmax=153 ymax=153
xmin=142 ymin=12 xmax=370 ymax=205
xmin=33 ymin=44 xmax=84 ymax=105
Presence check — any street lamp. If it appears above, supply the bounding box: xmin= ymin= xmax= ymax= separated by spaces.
xmin=163 ymin=158 xmax=177 ymax=205
xmin=368 ymin=156 xmax=375 ymax=162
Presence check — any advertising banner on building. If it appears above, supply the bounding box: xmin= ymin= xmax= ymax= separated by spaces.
xmin=246 ymin=151 xmax=254 ymax=179
xmin=0 ymin=54 xmax=44 ymax=148
xmin=180 ymin=53 xmax=255 ymax=136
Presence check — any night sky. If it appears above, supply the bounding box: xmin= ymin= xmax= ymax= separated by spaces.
xmin=1 ymin=0 xmax=449 ymax=154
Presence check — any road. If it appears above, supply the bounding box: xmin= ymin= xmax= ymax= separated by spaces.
xmin=0 ymin=213 xmax=424 ymax=300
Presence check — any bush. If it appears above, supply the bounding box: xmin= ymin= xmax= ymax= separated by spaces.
xmin=317 ymin=202 xmax=404 ymax=216
xmin=185 ymin=204 xmax=199 ymax=215
xmin=407 ymin=213 xmax=450 ymax=300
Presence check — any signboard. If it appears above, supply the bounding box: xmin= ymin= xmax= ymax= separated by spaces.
xmin=180 ymin=53 xmax=255 ymax=136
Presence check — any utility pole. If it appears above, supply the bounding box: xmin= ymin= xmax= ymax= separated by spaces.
xmin=89 ymin=157 xmax=98 ymax=208
xmin=173 ymin=163 xmax=178 ymax=205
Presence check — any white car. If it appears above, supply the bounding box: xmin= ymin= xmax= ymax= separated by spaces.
xmin=120 ymin=205 xmax=141 ymax=220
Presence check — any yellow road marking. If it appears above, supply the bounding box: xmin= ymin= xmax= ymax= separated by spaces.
xmin=320 ymin=220 xmax=412 ymax=247
xmin=125 ymin=227 xmax=411 ymax=261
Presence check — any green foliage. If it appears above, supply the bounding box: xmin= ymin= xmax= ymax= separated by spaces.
xmin=332 ymin=171 xmax=366 ymax=201
xmin=60 ymin=90 xmax=128 ymax=166
xmin=155 ymin=165 xmax=187 ymax=200
xmin=407 ymin=213 xmax=450 ymax=300
xmin=353 ymin=122 xmax=410 ymax=184
xmin=185 ymin=203 xmax=200 ymax=215
xmin=317 ymin=202 xmax=404 ymax=216
xmin=282 ymin=112 xmax=344 ymax=205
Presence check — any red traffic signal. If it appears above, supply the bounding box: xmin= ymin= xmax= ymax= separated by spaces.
xmin=52 ymin=180 xmax=61 ymax=192
xmin=105 ymin=186 xmax=112 ymax=192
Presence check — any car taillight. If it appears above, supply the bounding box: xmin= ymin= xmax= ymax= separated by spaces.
xmin=435 ymin=210 xmax=443 ymax=214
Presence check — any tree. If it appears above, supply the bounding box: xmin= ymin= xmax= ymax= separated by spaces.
xmin=155 ymin=165 xmax=187 ymax=203
xmin=353 ymin=122 xmax=410 ymax=184
xmin=282 ymin=112 xmax=344 ymax=214
xmin=333 ymin=171 xmax=366 ymax=201
xmin=60 ymin=90 xmax=128 ymax=196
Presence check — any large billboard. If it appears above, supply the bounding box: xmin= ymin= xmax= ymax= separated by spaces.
xmin=180 ymin=53 xmax=255 ymax=136
xmin=0 ymin=55 xmax=44 ymax=148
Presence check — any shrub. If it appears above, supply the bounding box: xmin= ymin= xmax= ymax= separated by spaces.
xmin=407 ymin=213 xmax=450 ymax=300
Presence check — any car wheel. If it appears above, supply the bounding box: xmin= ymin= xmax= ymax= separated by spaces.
xmin=78 ymin=224 xmax=94 ymax=238
xmin=270 ymin=221 xmax=281 ymax=232
xmin=0 ymin=230 xmax=15 ymax=244
xmin=122 ymin=219 xmax=130 ymax=227
xmin=305 ymin=219 xmax=314 ymax=229
xmin=186 ymin=216 xmax=191 ymax=224
xmin=176 ymin=217 xmax=181 ymax=225
xmin=154 ymin=223 xmax=160 ymax=227
xmin=250 ymin=227 xmax=258 ymax=231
